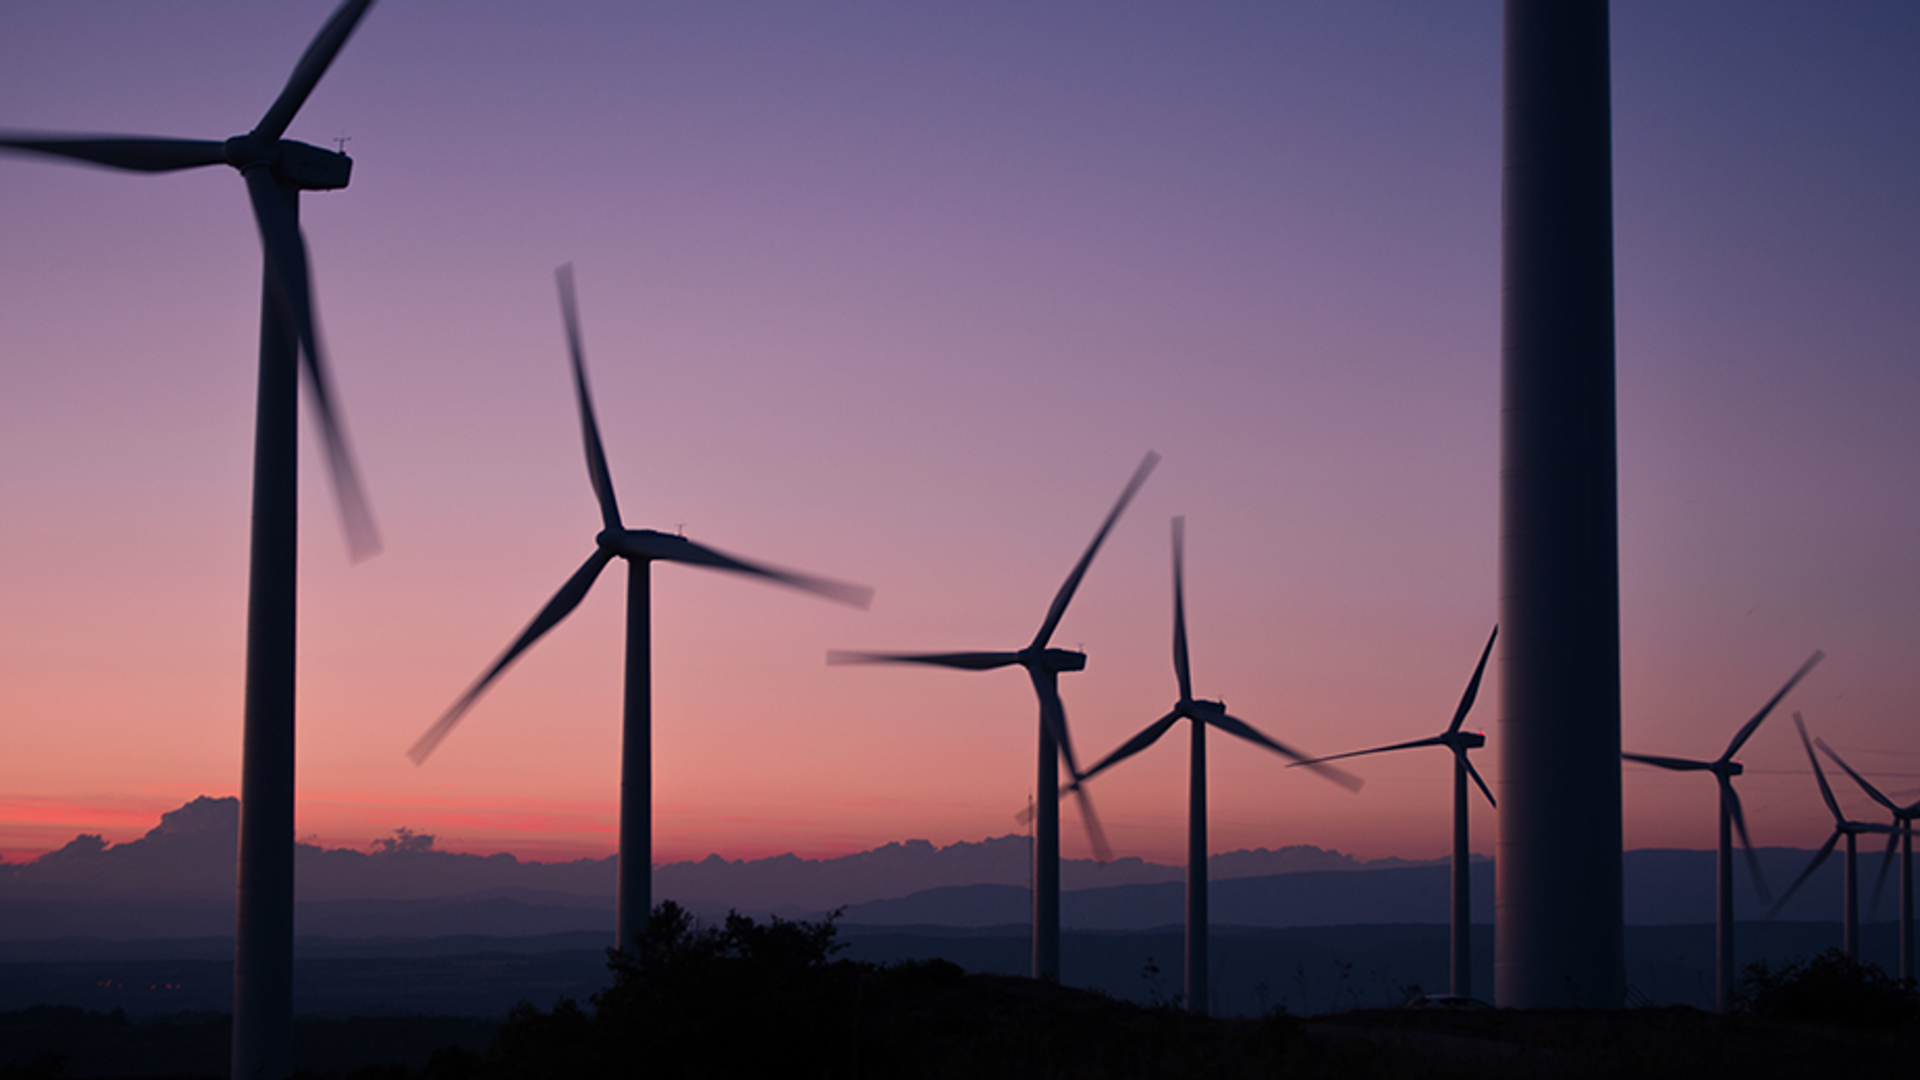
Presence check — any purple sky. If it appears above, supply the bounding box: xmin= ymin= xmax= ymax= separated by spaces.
xmin=1 ymin=1 xmax=1917 ymax=867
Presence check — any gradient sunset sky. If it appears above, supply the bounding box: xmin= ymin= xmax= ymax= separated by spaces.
xmin=2 ymin=1 xmax=1917 ymax=870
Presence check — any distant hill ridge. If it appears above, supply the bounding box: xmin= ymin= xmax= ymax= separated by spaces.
xmin=0 ymin=797 xmax=1441 ymax=911
xmin=0 ymin=798 xmax=1861 ymax=943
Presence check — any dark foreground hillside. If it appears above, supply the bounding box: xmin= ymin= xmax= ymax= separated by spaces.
xmin=6 ymin=991 xmax=1920 ymax=1079
xmin=5 ymin=986 xmax=1920 ymax=1079
xmin=3 ymin=907 xmax=1916 ymax=1078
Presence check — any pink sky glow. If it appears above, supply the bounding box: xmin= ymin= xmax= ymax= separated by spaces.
xmin=3 ymin=2 xmax=1919 ymax=871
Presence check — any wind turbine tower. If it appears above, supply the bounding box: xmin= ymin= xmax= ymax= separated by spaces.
xmin=1074 ymin=517 xmax=1359 ymax=1014
xmin=830 ymin=452 xmax=1158 ymax=981
xmin=1496 ymin=0 xmax=1626 ymax=1007
xmin=411 ymin=267 xmax=872 ymax=956
xmin=2 ymin=4 xmax=383 ymax=1075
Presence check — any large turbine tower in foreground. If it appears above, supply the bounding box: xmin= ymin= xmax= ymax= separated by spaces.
xmin=2 ymin=3 xmax=382 ymax=1076
xmin=1496 ymin=0 xmax=1626 ymax=1008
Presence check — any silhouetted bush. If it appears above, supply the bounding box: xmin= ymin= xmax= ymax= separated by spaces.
xmin=1735 ymin=948 xmax=1917 ymax=1029
xmin=593 ymin=902 xmax=860 ymax=1074
xmin=479 ymin=902 xmax=1310 ymax=1078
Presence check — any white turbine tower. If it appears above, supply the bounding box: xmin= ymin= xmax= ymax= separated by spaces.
xmin=410 ymin=266 xmax=872 ymax=955
xmin=1074 ymin=516 xmax=1360 ymax=1015
xmin=1290 ymin=626 xmax=1498 ymax=1002
xmin=1620 ymin=651 xmax=1822 ymax=1012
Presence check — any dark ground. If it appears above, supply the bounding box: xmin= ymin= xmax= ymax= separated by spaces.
xmin=0 ymin=921 xmax=1907 ymax=1077
xmin=0 ymin=921 xmax=1878 ymax=1018
xmin=3 ymin=990 xmax=1915 ymax=1079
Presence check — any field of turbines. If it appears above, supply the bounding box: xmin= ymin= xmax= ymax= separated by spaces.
xmin=6 ymin=1 xmax=1920 ymax=1076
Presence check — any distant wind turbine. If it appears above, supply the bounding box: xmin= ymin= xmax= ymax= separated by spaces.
xmin=1075 ymin=516 xmax=1360 ymax=1015
xmin=829 ymin=451 xmax=1158 ymax=982
xmin=1620 ymin=650 xmax=1822 ymax=1013
xmin=1290 ymin=625 xmax=1497 ymax=1002
xmin=410 ymin=265 xmax=872 ymax=956
xmin=2 ymin=3 xmax=382 ymax=1076
xmin=1769 ymin=712 xmax=1891 ymax=961
xmin=1813 ymin=736 xmax=1918 ymax=982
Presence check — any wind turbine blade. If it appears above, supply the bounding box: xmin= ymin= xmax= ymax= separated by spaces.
xmin=1794 ymin=713 xmax=1845 ymax=824
xmin=244 ymin=167 xmax=379 ymax=560
xmin=408 ymin=549 xmax=614 ymax=765
xmin=1462 ymin=751 xmax=1497 ymax=808
xmin=638 ymin=534 xmax=872 ymax=609
xmin=1814 ymin=736 xmax=1898 ymax=813
xmin=1044 ymin=677 xmax=1167 ymax=867
xmin=1029 ymin=668 xmax=1086 ymax=780
xmin=1079 ymin=710 xmax=1182 ymax=785
xmin=1620 ymin=752 xmax=1714 ymax=772
xmin=1171 ymin=516 xmax=1191 ymax=702
xmin=1723 ymin=650 xmax=1824 ymax=762
xmin=1725 ymin=782 xmax=1771 ymax=906
xmin=555 ymin=264 xmax=622 ymax=531
xmin=1205 ymin=708 xmax=1362 ymax=793
xmin=1869 ymin=828 xmax=1899 ymax=923
xmin=1070 ymin=785 xmax=1113 ymax=864
xmin=0 ymin=134 xmax=226 ymax=172
xmin=1446 ymin=624 xmax=1498 ymax=734
xmin=1767 ymin=830 xmax=1840 ymax=921
xmin=1018 ymin=765 xmax=1116 ymax=864
xmin=827 ymin=649 xmax=1020 ymax=671
xmin=1029 ymin=451 xmax=1159 ymax=650
xmin=1289 ymin=735 xmax=1449 ymax=767
xmin=254 ymin=0 xmax=378 ymax=141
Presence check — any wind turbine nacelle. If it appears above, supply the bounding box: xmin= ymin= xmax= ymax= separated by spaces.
xmin=605 ymin=529 xmax=685 ymax=561
xmin=1457 ymin=731 xmax=1487 ymax=750
xmin=1027 ymin=648 xmax=1085 ymax=672
xmin=273 ymin=140 xmax=351 ymax=190
xmin=223 ymin=136 xmax=351 ymax=190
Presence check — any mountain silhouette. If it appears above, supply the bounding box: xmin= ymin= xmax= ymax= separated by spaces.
xmin=0 ymin=798 xmax=1409 ymax=913
xmin=0 ymin=798 xmax=1869 ymax=943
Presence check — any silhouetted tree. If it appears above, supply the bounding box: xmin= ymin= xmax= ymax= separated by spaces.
xmin=593 ymin=902 xmax=858 ymax=1074
xmin=483 ymin=902 xmax=863 ymax=1078
xmin=1736 ymin=948 xmax=1918 ymax=1029
xmin=480 ymin=901 xmax=1310 ymax=1078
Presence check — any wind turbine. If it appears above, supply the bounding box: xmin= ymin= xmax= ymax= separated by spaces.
xmin=1288 ymin=626 xmax=1498 ymax=1002
xmin=1814 ymin=736 xmax=1919 ymax=983
xmin=2 ymin=4 xmax=381 ymax=1077
xmin=1769 ymin=713 xmax=1891 ymax=961
xmin=1075 ymin=516 xmax=1360 ymax=1015
xmin=1619 ymin=650 xmax=1823 ymax=1013
xmin=410 ymin=265 xmax=872 ymax=957
xmin=829 ymin=451 xmax=1158 ymax=982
